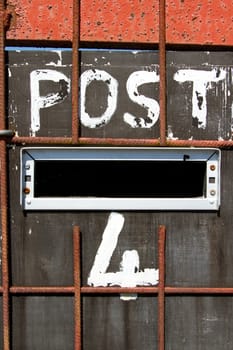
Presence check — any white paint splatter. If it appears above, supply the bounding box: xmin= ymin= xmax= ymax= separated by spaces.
xmin=167 ymin=125 xmax=178 ymax=140
xmin=45 ymin=50 xmax=63 ymax=66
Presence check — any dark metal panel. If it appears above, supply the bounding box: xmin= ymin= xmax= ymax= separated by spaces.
xmin=166 ymin=296 xmax=233 ymax=349
xmin=166 ymin=150 xmax=233 ymax=287
xmin=12 ymin=296 xmax=74 ymax=350
xmin=83 ymin=295 xmax=157 ymax=350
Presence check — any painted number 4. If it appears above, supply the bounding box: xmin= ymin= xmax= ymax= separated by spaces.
xmin=88 ymin=212 xmax=159 ymax=293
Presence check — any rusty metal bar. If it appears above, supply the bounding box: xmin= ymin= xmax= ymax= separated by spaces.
xmin=166 ymin=139 xmax=233 ymax=148
xmin=10 ymin=286 xmax=75 ymax=294
xmin=0 ymin=1 xmax=10 ymax=349
xmin=165 ymin=287 xmax=233 ymax=294
xmin=73 ymin=226 xmax=81 ymax=350
xmin=10 ymin=136 xmax=160 ymax=146
xmin=11 ymin=136 xmax=73 ymax=144
xmin=9 ymin=286 xmax=159 ymax=294
xmin=159 ymin=0 xmax=166 ymax=146
xmin=10 ymin=135 xmax=233 ymax=148
xmin=158 ymin=225 xmax=166 ymax=350
xmin=0 ymin=143 xmax=9 ymax=350
xmin=71 ymin=0 xmax=80 ymax=143
xmin=7 ymin=286 xmax=233 ymax=295
xmin=81 ymin=286 xmax=159 ymax=294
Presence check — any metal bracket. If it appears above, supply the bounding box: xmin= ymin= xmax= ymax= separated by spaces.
xmin=0 ymin=129 xmax=15 ymax=137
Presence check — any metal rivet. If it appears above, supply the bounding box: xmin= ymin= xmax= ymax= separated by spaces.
xmin=210 ymin=165 xmax=216 ymax=171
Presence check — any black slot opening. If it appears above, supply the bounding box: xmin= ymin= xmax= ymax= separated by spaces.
xmin=34 ymin=160 xmax=206 ymax=198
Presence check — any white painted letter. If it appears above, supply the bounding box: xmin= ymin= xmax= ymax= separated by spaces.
xmin=174 ymin=68 xmax=226 ymax=129
xmin=80 ymin=69 xmax=118 ymax=128
xmin=124 ymin=70 xmax=160 ymax=128
xmin=30 ymin=69 xmax=70 ymax=136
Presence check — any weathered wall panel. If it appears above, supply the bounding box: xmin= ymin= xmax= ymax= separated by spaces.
xmin=6 ymin=0 xmax=233 ymax=46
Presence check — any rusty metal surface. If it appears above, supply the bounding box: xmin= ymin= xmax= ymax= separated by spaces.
xmin=5 ymin=0 xmax=233 ymax=46
xmin=166 ymin=0 xmax=233 ymax=46
xmin=6 ymin=0 xmax=73 ymax=41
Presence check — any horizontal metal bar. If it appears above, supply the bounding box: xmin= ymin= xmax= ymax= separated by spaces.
xmin=9 ymin=286 xmax=159 ymax=294
xmin=10 ymin=286 xmax=75 ymax=294
xmin=10 ymin=136 xmax=233 ymax=148
xmin=81 ymin=287 xmax=159 ymax=294
xmin=11 ymin=136 xmax=160 ymax=146
xmin=11 ymin=136 xmax=73 ymax=144
xmin=165 ymin=287 xmax=233 ymax=294
xmin=5 ymin=286 xmax=233 ymax=295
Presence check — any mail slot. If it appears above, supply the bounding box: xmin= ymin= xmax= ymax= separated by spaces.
xmin=20 ymin=147 xmax=221 ymax=210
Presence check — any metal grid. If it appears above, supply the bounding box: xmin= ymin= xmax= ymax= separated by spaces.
xmin=1 ymin=0 xmax=233 ymax=349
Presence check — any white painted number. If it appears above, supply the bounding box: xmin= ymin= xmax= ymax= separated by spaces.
xmin=88 ymin=212 xmax=159 ymax=293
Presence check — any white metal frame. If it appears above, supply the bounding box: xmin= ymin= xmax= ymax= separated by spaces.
xmin=20 ymin=147 xmax=221 ymax=211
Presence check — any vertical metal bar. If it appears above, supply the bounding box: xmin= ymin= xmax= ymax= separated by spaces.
xmin=72 ymin=0 xmax=80 ymax=143
xmin=73 ymin=226 xmax=81 ymax=350
xmin=158 ymin=225 xmax=166 ymax=350
xmin=0 ymin=141 xmax=9 ymax=350
xmin=0 ymin=1 xmax=10 ymax=349
xmin=159 ymin=0 xmax=167 ymax=146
